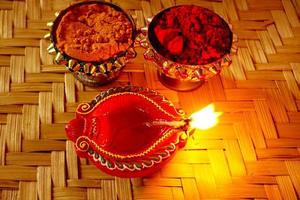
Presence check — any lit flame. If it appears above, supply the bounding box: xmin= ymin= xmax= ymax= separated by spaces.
xmin=190 ymin=104 xmax=222 ymax=130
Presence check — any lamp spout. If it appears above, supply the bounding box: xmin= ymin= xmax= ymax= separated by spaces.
xmin=149 ymin=118 xmax=190 ymax=130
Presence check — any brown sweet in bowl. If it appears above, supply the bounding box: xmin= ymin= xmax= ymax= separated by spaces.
xmin=55 ymin=3 xmax=133 ymax=62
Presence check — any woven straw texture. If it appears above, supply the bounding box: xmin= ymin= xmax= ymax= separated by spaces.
xmin=0 ymin=0 xmax=300 ymax=199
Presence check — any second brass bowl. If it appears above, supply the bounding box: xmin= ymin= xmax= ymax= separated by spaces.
xmin=136 ymin=5 xmax=238 ymax=91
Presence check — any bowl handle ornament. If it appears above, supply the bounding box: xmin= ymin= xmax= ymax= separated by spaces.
xmin=143 ymin=48 xmax=156 ymax=61
xmin=65 ymin=118 xmax=85 ymax=142
xmin=134 ymin=32 xmax=157 ymax=62
xmin=134 ymin=32 xmax=149 ymax=49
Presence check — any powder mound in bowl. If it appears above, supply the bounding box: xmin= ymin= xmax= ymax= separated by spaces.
xmin=150 ymin=5 xmax=232 ymax=65
xmin=55 ymin=3 xmax=133 ymax=62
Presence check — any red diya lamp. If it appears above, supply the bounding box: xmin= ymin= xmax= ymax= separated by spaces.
xmin=65 ymin=86 xmax=221 ymax=177
xmin=136 ymin=5 xmax=238 ymax=91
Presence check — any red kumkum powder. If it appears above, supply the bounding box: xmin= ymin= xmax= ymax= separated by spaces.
xmin=152 ymin=5 xmax=232 ymax=65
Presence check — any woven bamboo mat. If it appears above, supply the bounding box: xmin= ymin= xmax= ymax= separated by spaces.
xmin=0 ymin=0 xmax=300 ymax=199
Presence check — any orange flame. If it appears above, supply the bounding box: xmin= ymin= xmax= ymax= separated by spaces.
xmin=190 ymin=104 xmax=222 ymax=130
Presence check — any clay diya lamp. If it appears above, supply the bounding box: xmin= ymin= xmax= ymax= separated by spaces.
xmin=46 ymin=1 xmax=137 ymax=86
xmin=65 ymin=86 xmax=221 ymax=177
xmin=136 ymin=5 xmax=238 ymax=91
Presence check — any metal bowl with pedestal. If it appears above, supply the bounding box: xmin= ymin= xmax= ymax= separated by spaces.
xmin=46 ymin=1 xmax=137 ymax=87
xmin=136 ymin=5 xmax=237 ymax=91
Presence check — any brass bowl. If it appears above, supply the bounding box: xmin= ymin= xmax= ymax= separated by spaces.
xmin=47 ymin=1 xmax=137 ymax=87
xmin=136 ymin=5 xmax=238 ymax=91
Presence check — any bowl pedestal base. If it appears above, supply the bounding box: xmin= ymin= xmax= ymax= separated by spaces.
xmin=157 ymin=71 xmax=204 ymax=91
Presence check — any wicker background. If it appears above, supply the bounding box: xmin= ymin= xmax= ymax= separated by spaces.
xmin=0 ymin=0 xmax=300 ymax=199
